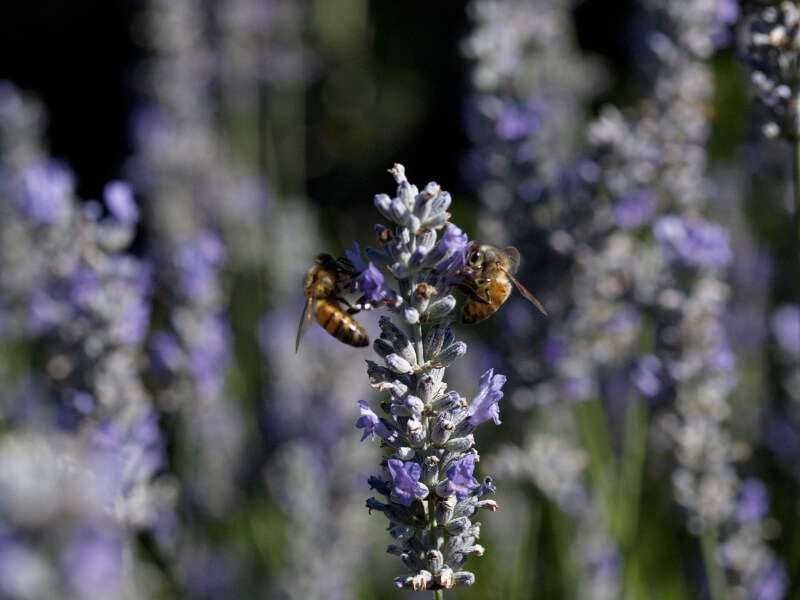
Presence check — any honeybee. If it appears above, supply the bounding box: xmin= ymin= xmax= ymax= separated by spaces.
xmin=296 ymin=253 xmax=369 ymax=351
xmin=459 ymin=243 xmax=547 ymax=324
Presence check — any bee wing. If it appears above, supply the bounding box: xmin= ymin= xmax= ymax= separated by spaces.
xmin=295 ymin=296 xmax=316 ymax=352
xmin=502 ymin=268 xmax=547 ymax=316
xmin=501 ymin=246 xmax=521 ymax=274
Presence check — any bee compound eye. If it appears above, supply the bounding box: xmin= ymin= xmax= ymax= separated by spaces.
xmin=467 ymin=249 xmax=483 ymax=267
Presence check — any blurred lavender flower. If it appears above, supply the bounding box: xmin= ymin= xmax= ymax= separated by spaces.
xmin=743 ymin=2 xmax=800 ymax=138
xmin=770 ymin=303 xmax=800 ymax=403
xmin=130 ymin=0 xmax=246 ymax=521
xmin=354 ymin=165 xmax=499 ymax=592
xmin=461 ymin=2 xmax=628 ymax=597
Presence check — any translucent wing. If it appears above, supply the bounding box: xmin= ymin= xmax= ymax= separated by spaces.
xmin=501 ymin=246 xmax=521 ymax=274
xmin=295 ymin=296 xmax=316 ymax=352
xmin=502 ymin=268 xmax=547 ymax=316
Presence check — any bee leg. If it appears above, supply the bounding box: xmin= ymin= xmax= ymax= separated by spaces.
xmin=455 ymin=282 xmax=491 ymax=305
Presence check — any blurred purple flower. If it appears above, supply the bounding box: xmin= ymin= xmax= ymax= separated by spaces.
xmin=496 ymin=102 xmax=540 ymax=141
xmin=60 ymin=528 xmax=123 ymax=598
xmin=175 ymin=234 xmax=227 ymax=300
xmin=17 ymin=161 xmax=73 ymax=224
xmin=612 ymin=190 xmax=657 ymax=229
xmin=103 ymin=181 xmax=139 ymax=225
xmin=771 ymin=304 xmax=800 ymax=359
xmin=754 ymin=560 xmax=788 ymax=600
xmin=653 ymin=216 xmax=732 ymax=270
xmin=735 ymin=478 xmax=769 ymax=524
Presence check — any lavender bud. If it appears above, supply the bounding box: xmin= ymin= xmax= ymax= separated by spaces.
xmin=443 ymin=434 xmax=474 ymax=452
xmin=429 ymin=342 xmax=467 ymax=368
xmin=366 ymin=360 xmax=393 ymax=385
xmin=426 ymin=549 xmax=444 ymax=573
xmin=390 ymin=262 xmax=410 ymax=279
xmin=373 ymin=338 xmax=394 ymax=359
xmin=401 ymin=550 xmax=424 ymax=572
xmin=428 ymin=190 xmax=452 ymax=217
xmin=424 ymin=211 xmax=449 ymax=229
xmin=390 ymin=403 xmax=415 ymax=417
xmin=405 ymin=395 xmax=424 ymax=415
xmin=393 ymin=447 xmax=416 ymax=461
xmin=434 ymin=566 xmax=455 ymax=589
xmin=387 ymin=544 xmax=403 ymax=556
xmin=444 ymin=517 xmax=471 ymax=536
xmin=368 ymin=475 xmax=392 ymax=498
xmin=394 ymin=571 xmax=433 ymax=591
xmin=397 ymin=179 xmax=416 ymax=208
xmin=366 ymin=497 xmax=387 ymax=514
xmin=389 ymin=525 xmax=416 ymax=541
xmin=401 ymin=305 xmax=420 ymax=325
xmin=383 ymin=503 xmax=427 ymax=529
xmin=365 ymin=246 xmax=393 ymax=268
xmin=424 ymin=324 xmax=448 ymax=356
xmin=431 ymin=391 xmax=464 ymax=412
xmin=389 ymin=197 xmax=409 ymax=224
xmin=417 ymin=229 xmax=437 ymax=251
xmin=454 ymin=571 xmax=475 ymax=587
xmin=427 ymin=295 xmax=457 ymax=320
xmin=408 ymin=245 xmax=429 ymax=270
xmin=385 ymin=354 xmax=414 ymax=375
xmin=421 ymin=455 xmax=440 ymax=487
xmin=403 ymin=536 xmax=425 ymax=556
xmin=431 ymin=417 xmax=455 ymax=445
xmin=374 ymin=194 xmax=394 ymax=221
xmin=388 ymin=380 xmax=410 ymax=400
xmin=436 ymin=494 xmax=456 ymax=525
xmin=417 ymin=374 xmax=438 ymax=404
xmin=406 ymin=421 xmax=426 ymax=447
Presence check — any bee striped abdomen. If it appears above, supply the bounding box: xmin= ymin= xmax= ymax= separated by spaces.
xmin=316 ymin=301 xmax=369 ymax=347
xmin=461 ymin=279 xmax=512 ymax=325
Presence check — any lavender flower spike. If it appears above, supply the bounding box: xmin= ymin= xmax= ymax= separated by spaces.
xmin=343 ymin=165 xmax=503 ymax=593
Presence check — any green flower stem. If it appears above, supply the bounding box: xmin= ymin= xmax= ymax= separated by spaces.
xmin=700 ymin=527 xmax=729 ymax=600
xmin=413 ymin=316 xmax=444 ymax=598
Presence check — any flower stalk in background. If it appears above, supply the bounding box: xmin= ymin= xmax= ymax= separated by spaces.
xmin=351 ymin=165 xmax=501 ymax=595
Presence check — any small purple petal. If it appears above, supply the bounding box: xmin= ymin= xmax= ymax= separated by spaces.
xmin=351 ymin=263 xmax=393 ymax=304
xmin=356 ymin=400 xmax=390 ymax=441
xmin=387 ymin=459 xmax=426 ymax=506
xmin=104 ymin=181 xmax=140 ymax=224
xmin=445 ymin=454 xmax=480 ymax=501
xmin=466 ymin=368 xmax=506 ymax=426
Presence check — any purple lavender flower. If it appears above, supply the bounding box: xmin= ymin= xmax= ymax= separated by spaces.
xmin=59 ymin=528 xmax=123 ymax=597
xmin=496 ymin=101 xmax=540 ymax=141
xmin=103 ymin=181 xmax=139 ymax=225
xmin=445 ymin=454 xmax=480 ymax=501
xmin=466 ymin=368 xmax=506 ymax=426
xmin=355 ymin=167 xmax=500 ymax=591
xmin=754 ymin=560 xmax=788 ymax=600
xmin=345 ymin=240 xmax=368 ymax=272
xmin=387 ymin=459 xmax=428 ymax=507
xmin=771 ymin=304 xmax=800 ymax=359
xmin=653 ymin=215 xmax=732 ymax=270
xmin=613 ymin=190 xmax=657 ymax=229
xmin=17 ymin=161 xmax=73 ymax=224
xmin=735 ymin=478 xmax=769 ymax=524
xmin=356 ymin=400 xmax=391 ymax=441
xmin=175 ymin=234 xmax=227 ymax=301
xmin=351 ymin=263 xmax=393 ymax=304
